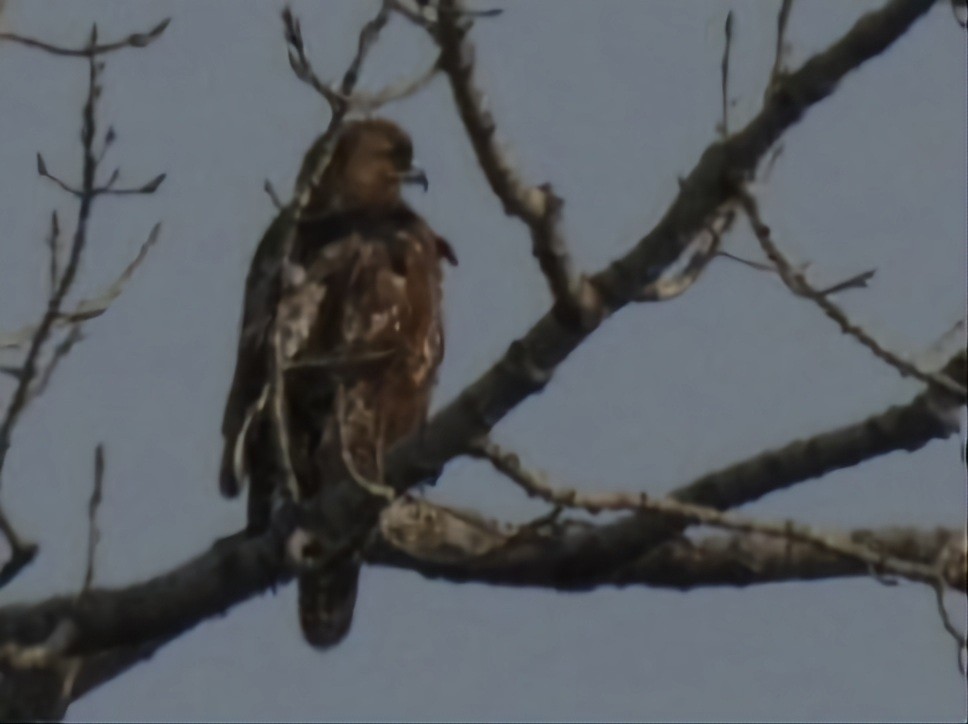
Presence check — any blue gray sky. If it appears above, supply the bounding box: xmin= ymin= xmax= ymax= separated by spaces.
xmin=1 ymin=1 xmax=965 ymax=721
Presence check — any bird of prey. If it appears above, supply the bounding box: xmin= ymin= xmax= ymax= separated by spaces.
xmin=218 ymin=119 xmax=456 ymax=647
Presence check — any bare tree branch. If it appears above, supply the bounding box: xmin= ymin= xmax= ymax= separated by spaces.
xmin=376 ymin=0 xmax=940 ymax=538
xmin=0 ymin=223 xmax=162 ymax=350
xmin=339 ymin=0 xmax=393 ymax=95
xmin=0 ymin=22 xmax=166 ymax=595
xmin=81 ymin=445 xmax=105 ymax=595
xmin=282 ymin=3 xmax=429 ymax=123
xmin=470 ymin=439 xmax=959 ymax=591
xmin=0 ymin=492 xmax=961 ymax=669
xmin=0 ymin=49 xmax=105 ymax=589
xmin=37 ymin=153 xmax=166 ymax=198
xmin=282 ymin=6 xmax=358 ymax=109
xmin=739 ymin=189 xmax=967 ymax=401
xmin=0 ymin=18 xmax=169 ymax=57
xmin=0 ymin=51 xmax=97 ymax=485
xmin=813 ymin=268 xmax=877 ymax=296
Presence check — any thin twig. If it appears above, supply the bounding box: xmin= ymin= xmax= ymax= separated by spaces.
xmin=282 ymin=2 xmax=439 ymax=121
xmin=770 ymin=0 xmax=794 ymax=86
xmin=0 ymin=0 xmax=944 ymax=699
xmin=81 ymin=445 xmax=105 ymax=595
xmin=815 ymin=268 xmax=876 ymax=296
xmin=263 ymin=180 xmax=284 ymax=211
xmin=739 ymin=190 xmax=967 ymax=401
xmin=716 ymin=249 xmax=776 ymax=272
xmin=37 ymin=154 xmax=165 ymax=198
xmin=720 ymin=10 xmax=734 ymax=138
xmin=282 ymin=7 xmax=348 ymax=109
xmin=339 ymin=0 xmax=392 ymax=95
xmin=343 ymin=58 xmax=440 ymax=113
xmin=0 ymin=507 xmax=38 ymax=590
xmin=92 ymin=173 xmax=166 ymax=196
xmin=45 ymin=211 xmax=61 ymax=294
xmin=935 ymin=582 xmax=968 ymax=674
xmin=718 ymin=249 xmax=876 ymax=296
xmin=0 ymin=223 xmax=162 ymax=350
xmin=282 ymin=2 xmax=397 ymax=115
xmin=0 ymin=18 xmax=169 ymax=57
xmin=27 ymin=325 xmax=84 ymax=403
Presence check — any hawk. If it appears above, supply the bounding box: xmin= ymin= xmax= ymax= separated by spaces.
xmin=219 ymin=119 xmax=455 ymax=647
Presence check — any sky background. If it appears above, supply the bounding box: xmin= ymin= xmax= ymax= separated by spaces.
xmin=1 ymin=1 xmax=966 ymax=721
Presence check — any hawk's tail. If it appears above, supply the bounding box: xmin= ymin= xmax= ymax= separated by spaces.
xmin=297 ymin=559 xmax=360 ymax=649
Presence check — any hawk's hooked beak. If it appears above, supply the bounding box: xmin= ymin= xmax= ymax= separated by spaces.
xmin=398 ymin=163 xmax=429 ymax=193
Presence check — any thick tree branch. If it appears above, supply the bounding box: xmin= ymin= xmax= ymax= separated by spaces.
xmin=470 ymin=439 xmax=959 ymax=590
xmin=372 ymin=498 xmax=966 ymax=592
xmin=0 ymin=517 xmax=292 ymax=654
xmin=1 ymin=494 xmax=962 ymax=709
xmin=8 ymin=503 xmax=957 ymax=711
xmin=1 ymin=359 xmax=959 ymax=655
xmin=435 ymin=0 xmax=590 ymax=324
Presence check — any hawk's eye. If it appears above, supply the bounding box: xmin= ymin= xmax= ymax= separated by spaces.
xmin=390 ymin=139 xmax=413 ymax=169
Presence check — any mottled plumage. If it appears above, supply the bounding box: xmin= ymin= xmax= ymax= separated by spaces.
xmin=219 ymin=119 xmax=454 ymax=647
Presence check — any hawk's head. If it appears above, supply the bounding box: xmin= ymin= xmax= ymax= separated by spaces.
xmin=310 ymin=119 xmax=428 ymax=215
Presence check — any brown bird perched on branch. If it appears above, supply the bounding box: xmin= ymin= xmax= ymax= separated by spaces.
xmin=219 ymin=119 xmax=456 ymax=648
